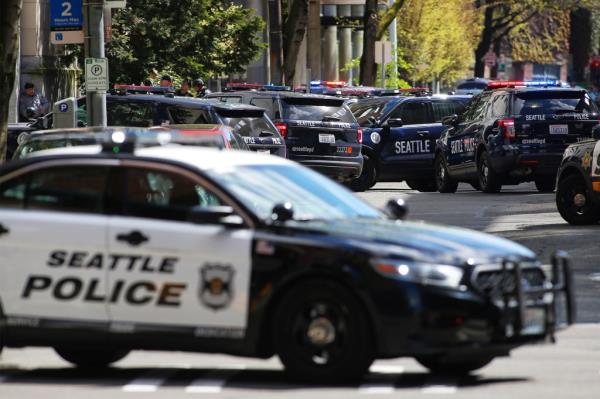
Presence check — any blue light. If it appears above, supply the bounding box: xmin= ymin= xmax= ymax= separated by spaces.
xmin=524 ymin=80 xmax=559 ymax=87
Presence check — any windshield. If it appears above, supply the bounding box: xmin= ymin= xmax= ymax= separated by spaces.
xmin=456 ymin=82 xmax=487 ymax=90
xmin=218 ymin=115 xmax=278 ymax=137
xmin=513 ymin=91 xmax=599 ymax=115
xmin=206 ymin=164 xmax=381 ymax=221
xmin=281 ymin=99 xmax=355 ymax=122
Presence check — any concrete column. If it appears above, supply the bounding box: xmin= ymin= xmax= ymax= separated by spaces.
xmin=351 ymin=5 xmax=364 ymax=85
xmin=338 ymin=5 xmax=352 ymax=83
xmin=19 ymin=0 xmax=79 ymax=118
xmin=244 ymin=0 xmax=270 ymax=84
xmin=322 ymin=5 xmax=338 ymax=81
xmin=307 ymin=0 xmax=321 ymax=81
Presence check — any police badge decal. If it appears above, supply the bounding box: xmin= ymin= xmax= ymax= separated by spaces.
xmin=199 ymin=264 xmax=235 ymax=310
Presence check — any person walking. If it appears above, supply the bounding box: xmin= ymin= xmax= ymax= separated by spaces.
xmin=18 ymin=82 xmax=49 ymax=122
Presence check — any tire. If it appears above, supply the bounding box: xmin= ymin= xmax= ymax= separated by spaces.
xmin=54 ymin=347 xmax=130 ymax=368
xmin=556 ymin=174 xmax=600 ymax=225
xmin=406 ymin=179 xmax=438 ymax=192
xmin=273 ymin=280 xmax=374 ymax=382
xmin=535 ymin=177 xmax=555 ymax=193
xmin=435 ymin=154 xmax=458 ymax=193
xmin=349 ymin=154 xmax=376 ymax=192
xmin=478 ymin=151 xmax=502 ymax=193
xmin=416 ymin=355 xmax=494 ymax=375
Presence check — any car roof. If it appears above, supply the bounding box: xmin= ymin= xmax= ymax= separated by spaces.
xmin=22 ymin=144 xmax=291 ymax=170
xmin=26 ymin=126 xmax=172 ymax=138
xmin=108 ymin=94 xmax=214 ymax=107
xmin=208 ymin=91 xmax=343 ymax=101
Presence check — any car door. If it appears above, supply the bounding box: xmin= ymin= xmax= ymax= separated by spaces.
xmin=0 ymin=161 xmax=115 ymax=324
xmin=106 ymin=162 xmax=253 ymax=338
xmin=379 ymin=100 xmax=436 ymax=167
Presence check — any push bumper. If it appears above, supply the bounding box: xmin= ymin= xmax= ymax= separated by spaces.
xmin=374 ymin=252 xmax=575 ymax=358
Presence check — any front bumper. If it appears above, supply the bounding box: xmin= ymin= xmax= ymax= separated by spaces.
xmin=373 ymin=252 xmax=575 ymax=358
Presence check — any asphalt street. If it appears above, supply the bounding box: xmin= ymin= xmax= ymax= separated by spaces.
xmin=1 ymin=181 xmax=599 ymax=398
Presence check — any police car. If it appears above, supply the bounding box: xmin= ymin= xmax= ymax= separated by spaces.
xmin=435 ymin=81 xmax=600 ymax=193
xmin=0 ymin=132 xmax=573 ymax=381
xmin=349 ymin=95 xmax=468 ymax=191
xmin=555 ymin=127 xmax=600 ymax=224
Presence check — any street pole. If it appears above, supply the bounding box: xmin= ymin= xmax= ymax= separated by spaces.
xmin=83 ymin=0 xmax=107 ymax=127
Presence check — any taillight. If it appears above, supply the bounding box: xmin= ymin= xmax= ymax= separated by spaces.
xmin=357 ymin=128 xmax=363 ymax=144
xmin=274 ymin=122 xmax=287 ymax=138
xmin=498 ymin=119 xmax=515 ymax=140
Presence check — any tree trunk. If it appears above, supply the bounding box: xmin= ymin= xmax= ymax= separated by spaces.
xmin=0 ymin=0 xmax=23 ymax=162
xmin=283 ymin=0 xmax=309 ymax=84
xmin=360 ymin=0 xmax=378 ymax=86
xmin=474 ymin=4 xmax=494 ymax=78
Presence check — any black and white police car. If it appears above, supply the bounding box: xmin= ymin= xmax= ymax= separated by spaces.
xmin=0 ymin=131 xmax=574 ymax=381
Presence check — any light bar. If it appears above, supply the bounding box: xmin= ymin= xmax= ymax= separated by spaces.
xmin=487 ymin=80 xmax=560 ymax=89
xmin=262 ymin=84 xmax=292 ymax=91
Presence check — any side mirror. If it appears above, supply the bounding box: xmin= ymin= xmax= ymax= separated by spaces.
xmin=384 ymin=198 xmax=408 ymax=220
xmin=593 ymin=125 xmax=600 ymax=140
xmin=188 ymin=205 xmax=243 ymax=227
xmin=385 ymin=118 xmax=403 ymax=128
xmin=442 ymin=114 xmax=458 ymax=126
xmin=271 ymin=202 xmax=294 ymax=223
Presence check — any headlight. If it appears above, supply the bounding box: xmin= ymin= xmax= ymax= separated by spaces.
xmin=371 ymin=259 xmax=464 ymax=289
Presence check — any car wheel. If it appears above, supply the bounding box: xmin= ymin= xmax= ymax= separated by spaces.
xmin=535 ymin=177 xmax=555 ymax=193
xmin=349 ymin=155 xmax=376 ymax=192
xmin=54 ymin=347 xmax=130 ymax=368
xmin=406 ymin=179 xmax=437 ymax=192
xmin=478 ymin=152 xmax=502 ymax=193
xmin=416 ymin=355 xmax=494 ymax=375
xmin=556 ymin=174 xmax=600 ymax=225
xmin=435 ymin=154 xmax=458 ymax=193
xmin=273 ymin=280 xmax=374 ymax=382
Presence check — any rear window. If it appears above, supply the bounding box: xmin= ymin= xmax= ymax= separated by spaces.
xmin=456 ymin=82 xmax=487 ymax=91
xmin=513 ymin=91 xmax=599 ymax=115
xmin=216 ymin=111 xmax=278 ymax=137
xmin=281 ymin=98 xmax=355 ymax=123
xmin=168 ymin=106 xmax=214 ymax=124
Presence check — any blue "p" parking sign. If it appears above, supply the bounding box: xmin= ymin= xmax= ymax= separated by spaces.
xmin=59 ymin=103 xmax=69 ymax=112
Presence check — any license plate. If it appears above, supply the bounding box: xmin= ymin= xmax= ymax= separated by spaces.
xmin=549 ymin=124 xmax=569 ymax=135
xmin=257 ymin=149 xmax=270 ymax=154
xmin=319 ymin=134 xmax=336 ymax=144
xmin=521 ymin=308 xmax=546 ymax=335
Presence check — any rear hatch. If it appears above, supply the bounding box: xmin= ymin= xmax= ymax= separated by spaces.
xmin=512 ymin=90 xmax=599 ymax=150
xmin=215 ymin=109 xmax=286 ymax=157
xmin=280 ymin=97 xmax=361 ymax=158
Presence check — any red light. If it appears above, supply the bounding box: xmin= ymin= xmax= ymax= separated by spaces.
xmin=357 ymin=128 xmax=363 ymax=144
xmin=274 ymin=122 xmax=287 ymax=138
xmin=325 ymin=81 xmax=347 ymax=87
xmin=498 ymin=119 xmax=515 ymax=140
xmin=520 ymin=160 xmax=539 ymax=165
xmin=487 ymin=81 xmax=526 ymax=89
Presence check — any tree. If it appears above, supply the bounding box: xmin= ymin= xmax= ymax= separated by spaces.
xmin=106 ymin=0 xmax=266 ymax=84
xmin=283 ymin=0 xmax=308 ymax=83
xmin=360 ymin=0 xmax=379 ymax=85
xmin=0 ymin=0 xmax=23 ymax=162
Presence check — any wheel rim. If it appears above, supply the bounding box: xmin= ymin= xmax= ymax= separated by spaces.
xmin=290 ymin=301 xmax=348 ymax=367
xmin=562 ymin=183 xmax=591 ymax=216
xmin=480 ymin=158 xmax=489 ymax=187
xmin=436 ymin=158 xmax=445 ymax=186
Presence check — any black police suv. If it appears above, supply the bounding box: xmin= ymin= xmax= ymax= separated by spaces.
xmin=31 ymin=94 xmax=286 ymax=157
xmin=0 ymin=134 xmax=574 ymax=382
xmin=435 ymin=81 xmax=600 ymax=193
xmin=349 ymin=95 xmax=469 ymax=191
xmin=555 ymin=127 xmax=600 ymax=224
xmin=206 ymin=91 xmax=363 ymax=182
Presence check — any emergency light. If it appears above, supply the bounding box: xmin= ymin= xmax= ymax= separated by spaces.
xmin=486 ymin=80 xmax=561 ymax=89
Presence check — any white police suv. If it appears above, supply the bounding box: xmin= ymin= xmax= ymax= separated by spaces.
xmin=0 ymin=130 xmax=574 ymax=382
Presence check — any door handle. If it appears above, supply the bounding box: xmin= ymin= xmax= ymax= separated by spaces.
xmin=0 ymin=224 xmax=9 ymax=236
xmin=416 ymin=131 xmax=430 ymax=138
xmin=116 ymin=230 xmax=149 ymax=246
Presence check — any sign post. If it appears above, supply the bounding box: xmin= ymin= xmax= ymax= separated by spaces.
xmin=375 ymin=41 xmax=392 ymax=88
xmin=83 ymin=0 xmax=107 ymax=127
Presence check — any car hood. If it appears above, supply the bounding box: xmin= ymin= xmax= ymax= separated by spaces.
xmin=285 ymin=218 xmax=536 ymax=266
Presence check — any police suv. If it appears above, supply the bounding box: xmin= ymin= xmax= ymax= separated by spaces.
xmin=0 ymin=132 xmax=573 ymax=381
xmin=555 ymin=127 xmax=600 ymax=224
xmin=435 ymin=81 xmax=600 ymax=193
xmin=349 ymin=95 xmax=469 ymax=191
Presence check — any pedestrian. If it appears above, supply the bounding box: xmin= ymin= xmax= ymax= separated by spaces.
xmin=193 ymin=78 xmax=211 ymax=97
xmin=159 ymin=75 xmax=173 ymax=88
xmin=18 ymin=82 xmax=49 ymax=122
xmin=175 ymin=80 xmax=194 ymax=97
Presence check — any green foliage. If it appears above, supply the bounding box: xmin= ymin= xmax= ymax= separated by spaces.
xmin=509 ymin=10 xmax=570 ymax=63
xmin=395 ymin=0 xmax=480 ymax=84
xmin=106 ymin=0 xmax=266 ymax=84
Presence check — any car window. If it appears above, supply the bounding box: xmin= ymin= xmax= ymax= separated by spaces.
xmin=107 ymin=101 xmax=154 ymax=127
xmin=513 ymin=91 xmax=599 ymax=115
xmin=0 ymin=176 xmax=27 ymax=209
xmin=281 ymin=99 xmax=355 ymax=122
xmin=167 ymin=106 xmax=214 ymax=124
xmin=349 ymin=99 xmax=393 ymax=127
xmin=221 ymin=96 xmax=242 ymax=104
xmin=389 ymin=102 xmax=431 ymax=124
xmin=124 ymin=167 xmax=223 ymax=222
xmin=431 ymin=101 xmax=464 ymax=122
xmin=218 ymin=115 xmax=278 ymax=137
xmin=250 ymin=98 xmax=275 ymax=118
xmin=26 ymin=166 xmax=110 ymax=214
xmin=490 ymin=94 xmax=510 ymax=117
xmin=470 ymin=93 xmax=491 ymax=121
